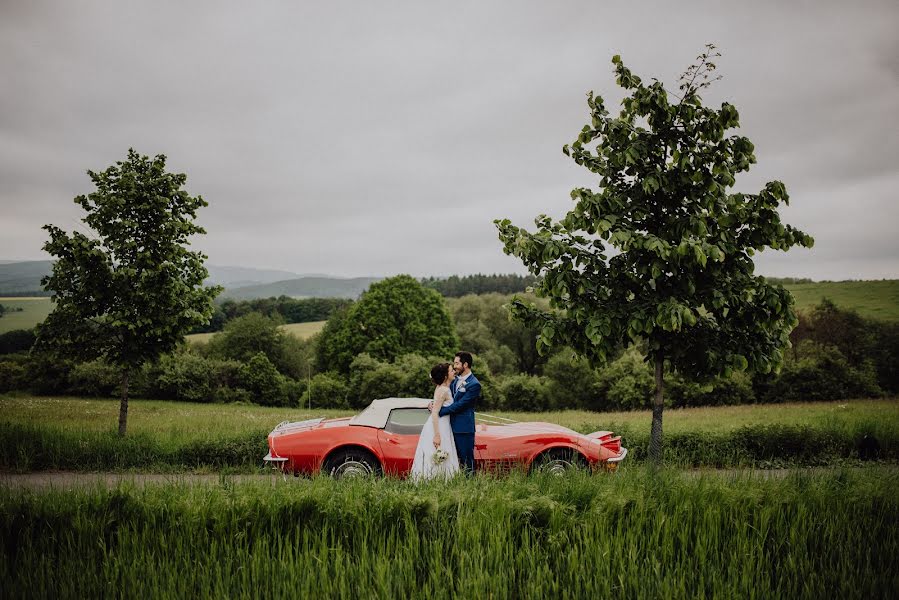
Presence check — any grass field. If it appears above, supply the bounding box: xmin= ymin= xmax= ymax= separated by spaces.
xmin=185 ymin=320 xmax=326 ymax=344
xmin=3 ymin=395 xmax=896 ymax=439
xmin=2 ymin=280 xmax=897 ymax=336
xmin=0 ymin=297 xmax=52 ymax=333
xmin=1 ymin=395 xmax=896 ymax=471
xmin=1 ymin=468 xmax=896 ymax=598
xmin=785 ymin=279 xmax=899 ymax=321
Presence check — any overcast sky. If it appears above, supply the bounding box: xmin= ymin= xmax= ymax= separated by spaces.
xmin=1 ymin=1 xmax=897 ymax=279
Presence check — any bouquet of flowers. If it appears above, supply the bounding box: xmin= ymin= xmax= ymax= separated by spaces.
xmin=432 ymin=449 xmax=449 ymax=465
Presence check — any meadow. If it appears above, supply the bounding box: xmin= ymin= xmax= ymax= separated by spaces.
xmin=0 ymin=297 xmax=53 ymax=334
xmin=786 ymin=279 xmax=899 ymax=321
xmin=184 ymin=320 xmax=326 ymax=344
xmin=2 ymin=279 xmax=897 ymax=336
xmin=1 ymin=394 xmax=896 ymax=471
xmin=1 ymin=468 xmax=896 ymax=599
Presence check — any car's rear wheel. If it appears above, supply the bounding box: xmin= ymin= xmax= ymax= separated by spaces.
xmin=322 ymin=448 xmax=382 ymax=480
xmin=530 ymin=448 xmax=587 ymax=476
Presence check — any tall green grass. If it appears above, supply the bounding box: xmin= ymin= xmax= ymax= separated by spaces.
xmin=1 ymin=468 xmax=896 ymax=599
xmin=1 ymin=396 xmax=897 ymax=471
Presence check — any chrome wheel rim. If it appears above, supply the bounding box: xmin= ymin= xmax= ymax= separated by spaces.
xmin=333 ymin=459 xmax=373 ymax=479
xmin=542 ymin=458 xmax=574 ymax=476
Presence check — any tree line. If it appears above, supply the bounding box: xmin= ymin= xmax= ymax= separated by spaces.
xmin=420 ymin=274 xmax=540 ymax=297
xmin=2 ymin=281 xmax=895 ymax=411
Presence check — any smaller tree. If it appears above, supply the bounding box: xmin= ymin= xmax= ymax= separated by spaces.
xmin=37 ymin=149 xmax=220 ymax=435
xmin=496 ymin=47 xmax=813 ymax=463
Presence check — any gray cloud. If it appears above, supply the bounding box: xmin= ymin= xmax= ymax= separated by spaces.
xmin=1 ymin=0 xmax=897 ymax=279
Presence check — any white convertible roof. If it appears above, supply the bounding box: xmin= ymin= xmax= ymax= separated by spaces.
xmin=349 ymin=397 xmax=431 ymax=428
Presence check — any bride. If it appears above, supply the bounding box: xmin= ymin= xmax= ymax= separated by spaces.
xmin=410 ymin=362 xmax=460 ymax=481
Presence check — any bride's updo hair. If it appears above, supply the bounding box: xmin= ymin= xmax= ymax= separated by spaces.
xmin=430 ymin=362 xmax=451 ymax=385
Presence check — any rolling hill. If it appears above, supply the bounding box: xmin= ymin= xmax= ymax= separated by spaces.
xmin=219 ymin=277 xmax=381 ymax=300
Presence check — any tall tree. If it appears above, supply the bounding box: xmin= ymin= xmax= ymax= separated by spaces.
xmin=37 ymin=149 xmax=221 ymax=436
xmin=317 ymin=275 xmax=458 ymax=373
xmin=496 ymin=46 xmax=813 ymax=464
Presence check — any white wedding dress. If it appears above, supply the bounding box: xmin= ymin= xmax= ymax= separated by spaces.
xmin=410 ymin=385 xmax=460 ymax=482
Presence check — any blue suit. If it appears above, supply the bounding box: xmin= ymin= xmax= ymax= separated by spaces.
xmin=439 ymin=373 xmax=480 ymax=474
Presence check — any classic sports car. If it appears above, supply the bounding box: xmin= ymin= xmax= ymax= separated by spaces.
xmin=264 ymin=397 xmax=627 ymax=478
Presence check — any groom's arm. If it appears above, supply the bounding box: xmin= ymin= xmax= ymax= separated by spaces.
xmin=438 ymin=381 xmax=480 ymax=417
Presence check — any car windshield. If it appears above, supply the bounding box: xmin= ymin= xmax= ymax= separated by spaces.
xmin=384 ymin=408 xmax=430 ymax=435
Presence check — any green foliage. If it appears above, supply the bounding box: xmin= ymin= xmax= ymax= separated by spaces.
xmin=0 ymin=360 xmax=27 ymax=393
xmin=237 ymin=352 xmax=288 ymax=407
xmin=34 ymin=149 xmax=220 ymax=434
xmin=594 ymin=347 xmax=656 ymax=411
xmin=495 ymin=48 xmax=813 ymax=460
xmin=420 ymin=273 xmax=540 ymax=297
xmin=0 ymin=329 xmax=35 ymax=355
xmin=446 ymin=293 xmax=552 ymax=375
xmin=316 ymin=275 xmax=458 ymax=374
xmin=152 ymin=352 xmax=242 ymax=404
xmin=495 ymin=49 xmax=813 ymax=380
xmin=758 ymin=342 xmax=882 ymax=402
xmin=543 ymin=348 xmax=600 ymax=409
xmin=497 ymin=374 xmax=550 ymax=411
xmin=205 ymin=312 xmax=284 ymax=364
xmin=346 ymin=353 xmax=462 ymax=409
xmin=67 ymin=359 xmax=121 ymax=397
xmin=300 ymin=371 xmax=350 ymax=409
xmin=192 ymin=296 xmax=352 ymax=334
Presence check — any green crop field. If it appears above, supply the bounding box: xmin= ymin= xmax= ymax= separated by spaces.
xmin=0 ymin=297 xmax=52 ymax=333
xmin=1 ymin=468 xmax=896 ymax=598
xmin=185 ymin=320 xmax=326 ymax=344
xmin=1 ymin=281 xmax=896 ymax=335
xmin=1 ymin=395 xmax=896 ymax=471
xmin=784 ymin=279 xmax=899 ymax=321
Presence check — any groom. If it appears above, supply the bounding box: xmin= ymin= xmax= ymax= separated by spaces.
xmin=438 ymin=351 xmax=480 ymax=475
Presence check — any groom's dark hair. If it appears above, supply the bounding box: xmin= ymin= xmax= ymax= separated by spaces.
xmin=455 ymin=351 xmax=473 ymax=369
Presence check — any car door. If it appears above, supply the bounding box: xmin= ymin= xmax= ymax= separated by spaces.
xmin=376 ymin=408 xmax=430 ymax=476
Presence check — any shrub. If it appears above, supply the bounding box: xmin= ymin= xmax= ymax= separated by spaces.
xmin=760 ymin=342 xmax=882 ymax=402
xmin=0 ymin=360 xmax=27 ymax=393
xmin=0 ymin=329 xmax=36 ymax=355
xmin=67 ymin=360 xmax=121 ymax=397
xmin=869 ymin=320 xmax=899 ymax=393
xmin=205 ymin=312 xmax=285 ymax=367
xmin=594 ymin=347 xmax=654 ymax=411
xmin=347 ymin=354 xmax=406 ymax=409
xmin=667 ymin=371 xmax=755 ymax=408
xmin=237 ymin=352 xmax=288 ymax=406
xmin=153 ymin=352 xmax=242 ymax=403
xmin=498 ymin=374 xmax=549 ymax=412
xmin=543 ymin=348 xmax=600 ymax=409
xmin=301 ymin=371 xmax=350 ymax=409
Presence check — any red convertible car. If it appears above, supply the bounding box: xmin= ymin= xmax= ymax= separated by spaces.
xmin=264 ymin=398 xmax=628 ymax=479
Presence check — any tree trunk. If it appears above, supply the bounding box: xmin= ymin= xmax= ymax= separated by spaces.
xmin=118 ymin=369 xmax=130 ymax=437
xmin=649 ymin=353 xmax=664 ymax=467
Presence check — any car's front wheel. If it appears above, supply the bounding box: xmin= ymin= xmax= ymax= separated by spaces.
xmin=322 ymin=448 xmax=383 ymax=480
xmin=530 ymin=448 xmax=587 ymax=476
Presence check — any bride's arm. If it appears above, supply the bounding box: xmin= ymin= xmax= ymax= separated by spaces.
xmin=430 ymin=388 xmax=443 ymax=443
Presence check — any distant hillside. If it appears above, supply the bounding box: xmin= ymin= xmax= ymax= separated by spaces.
xmin=0 ymin=260 xmax=52 ymax=296
xmin=220 ymin=277 xmax=382 ymax=300
xmin=0 ymin=261 xmax=321 ymax=295
xmin=205 ymin=265 xmax=304 ymax=289
xmin=783 ymin=280 xmax=899 ymax=322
